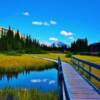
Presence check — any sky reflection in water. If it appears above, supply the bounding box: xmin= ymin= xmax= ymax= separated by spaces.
xmin=0 ymin=69 xmax=58 ymax=92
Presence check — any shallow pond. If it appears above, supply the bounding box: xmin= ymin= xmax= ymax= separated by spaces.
xmin=0 ymin=68 xmax=58 ymax=92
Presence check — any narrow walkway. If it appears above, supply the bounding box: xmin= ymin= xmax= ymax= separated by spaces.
xmin=33 ymin=56 xmax=100 ymax=100
xmin=62 ymin=61 xmax=100 ymax=100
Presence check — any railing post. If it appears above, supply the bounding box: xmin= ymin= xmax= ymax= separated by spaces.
xmin=88 ymin=65 xmax=92 ymax=81
xmin=77 ymin=60 xmax=80 ymax=71
xmin=81 ymin=63 xmax=85 ymax=75
xmin=58 ymin=57 xmax=63 ymax=100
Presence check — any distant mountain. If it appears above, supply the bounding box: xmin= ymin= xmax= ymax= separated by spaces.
xmin=51 ymin=41 xmax=67 ymax=48
xmin=0 ymin=26 xmax=23 ymax=37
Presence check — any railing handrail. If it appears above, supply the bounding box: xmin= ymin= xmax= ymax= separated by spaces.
xmin=58 ymin=57 xmax=70 ymax=100
xmin=76 ymin=64 xmax=100 ymax=81
xmin=72 ymin=56 xmax=100 ymax=69
xmin=71 ymin=56 xmax=100 ymax=94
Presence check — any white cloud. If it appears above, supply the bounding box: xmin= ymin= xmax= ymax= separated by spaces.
xmin=43 ymin=22 xmax=50 ymax=26
xmin=32 ymin=21 xmax=43 ymax=25
xmin=40 ymin=41 xmax=51 ymax=46
xmin=31 ymin=79 xmax=56 ymax=85
xmin=49 ymin=80 xmax=55 ymax=85
xmin=31 ymin=79 xmax=41 ymax=83
xmin=32 ymin=20 xmax=57 ymax=26
xmin=69 ymin=36 xmax=75 ymax=41
xmin=31 ymin=79 xmax=48 ymax=83
xmin=23 ymin=12 xmax=30 ymax=16
xmin=49 ymin=37 xmax=58 ymax=41
xmin=60 ymin=30 xmax=73 ymax=36
xmin=43 ymin=79 xmax=48 ymax=82
xmin=32 ymin=21 xmax=49 ymax=26
xmin=50 ymin=20 xmax=57 ymax=25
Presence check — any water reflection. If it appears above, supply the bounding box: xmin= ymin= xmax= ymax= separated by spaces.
xmin=0 ymin=69 xmax=58 ymax=91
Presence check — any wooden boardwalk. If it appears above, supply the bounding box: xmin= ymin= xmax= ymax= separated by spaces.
xmin=33 ymin=57 xmax=100 ymax=100
xmin=62 ymin=61 xmax=100 ymax=100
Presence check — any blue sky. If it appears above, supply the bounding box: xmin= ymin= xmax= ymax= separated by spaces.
xmin=0 ymin=0 xmax=100 ymax=45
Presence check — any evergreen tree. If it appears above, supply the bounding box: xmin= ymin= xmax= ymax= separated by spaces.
xmin=14 ymin=30 xmax=21 ymax=50
xmin=6 ymin=27 xmax=14 ymax=50
xmin=70 ymin=38 xmax=88 ymax=52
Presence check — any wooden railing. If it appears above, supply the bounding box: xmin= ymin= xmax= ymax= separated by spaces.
xmin=58 ymin=58 xmax=70 ymax=100
xmin=71 ymin=56 xmax=100 ymax=94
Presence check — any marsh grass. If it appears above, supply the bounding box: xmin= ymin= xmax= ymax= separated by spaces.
xmin=0 ymin=54 xmax=57 ymax=73
xmin=32 ymin=53 xmax=71 ymax=62
xmin=0 ymin=88 xmax=58 ymax=100
xmin=75 ymin=55 xmax=100 ymax=64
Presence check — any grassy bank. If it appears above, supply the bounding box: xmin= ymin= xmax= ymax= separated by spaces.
xmin=0 ymin=54 xmax=56 ymax=73
xmin=0 ymin=88 xmax=58 ymax=100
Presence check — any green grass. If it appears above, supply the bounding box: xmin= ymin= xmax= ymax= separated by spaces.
xmin=0 ymin=88 xmax=58 ymax=100
xmin=0 ymin=54 xmax=57 ymax=73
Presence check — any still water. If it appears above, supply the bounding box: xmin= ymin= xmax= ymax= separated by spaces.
xmin=0 ymin=68 xmax=58 ymax=92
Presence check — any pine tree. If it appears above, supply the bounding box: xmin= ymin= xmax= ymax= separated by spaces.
xmin=6 ymin=27 xmax=14 ymax=50
xmin=14 ymin=30 xmax=21 ymax=50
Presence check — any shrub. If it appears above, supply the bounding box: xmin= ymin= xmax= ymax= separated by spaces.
xmin=65 ymin=52 xmax=72 ymax=57
xmin=97 ymin=52 xmax=100 ymax=57
xmin=5 ymin=51 xmax=21 ymax=56
xmin=79 ymin=52 xmax=91 ymax=55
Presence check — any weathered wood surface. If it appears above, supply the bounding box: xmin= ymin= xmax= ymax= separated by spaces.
xmin=62 ymin=62 xmax=100 ymax=100
xmin=33 ymin=57 xmax=100 ymax=100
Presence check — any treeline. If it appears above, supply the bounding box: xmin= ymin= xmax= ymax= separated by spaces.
xmin=41 ymin=44 xmax=67 ymax=52
xmin=70 ymin=38 xmax=88 ymax=53
xmin=1 ymin=26 xmax=96 ymax=54
xmin=0 ymin=27 xmax=67 ymax=53
xmin=0 ymin=27 xmax=41 ymax=53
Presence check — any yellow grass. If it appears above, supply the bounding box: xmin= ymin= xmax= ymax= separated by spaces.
xmin=75 ymin=55 xmax=100 ymax=89
xmin=32 ymin=53 xmax=71 ymax=63
xmin=0 ymin=54 xmax=56 ymax=72
xmin=75 ymin=55 xmax=100 ymax=64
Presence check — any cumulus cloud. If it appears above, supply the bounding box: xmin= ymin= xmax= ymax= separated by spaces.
xmin=43 ymin=79 xmax=48 ymax=82
xmin=49 ymin=37 xmax=58 ymax=41
xmin=31 ymin=79 xmax=48 ymax=83
xmin=23 ymin=12 xmax=30 ymax=16
xmin=31 ymin=79 xmax=56 ymax=85
xmin=50 ymin=20 xmax=57 ymax=25
xmin=60 ymin=30 xmax=73 ymax=36
xmin=31 ymin=79 xmax=41 ymax=83
xmin=49 ymin=80 xmax=55 ymax=85
xmin=40 ymin=41 xmax=51 ymax=46
xmin=32 ymin=21 xmax=49 ymax=26
xmin=69 ymin=36 xmax=75 ymax=41
xmin=32 ymin=20 xmax=57 ymax=26
xmin=32 ymin=21 xmax=43 ymax=25
xmin=43 ymin=22 xmax=50 ymax=26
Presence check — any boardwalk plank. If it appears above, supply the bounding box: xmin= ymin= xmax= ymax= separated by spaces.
xmin=62 ymin=62 xmax=100 ymax=100
xmin=35 ymin=57 xmax=100 ymax=100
